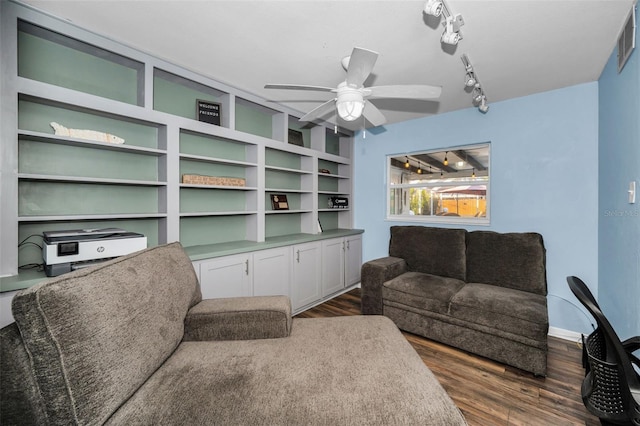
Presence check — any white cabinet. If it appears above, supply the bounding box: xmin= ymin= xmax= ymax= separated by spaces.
xmin=321 ymin=238 xmax=345 ymax=296
xmin=291 ymin=241 xmax=322 ymax=311
xmin=253 ymin=247 xmax=291 ymax=297
xmin=193 ymin=234 xmax=361 ymax=313
xmin=344 ymin=234 xmax=362 ymax=287
xmin=321 ymin=235 xmax=363 ymax=297
xmin=198 ymin=254 xmax=252 ymax=299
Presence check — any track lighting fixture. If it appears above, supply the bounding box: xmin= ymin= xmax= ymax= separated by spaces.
xmin=424 ymin=0 xmax=443 ymax=17
xmin=423 ymin=0 xmax=464 ymax=46
xmin=461 ymin=54 xmax=489 ymax=114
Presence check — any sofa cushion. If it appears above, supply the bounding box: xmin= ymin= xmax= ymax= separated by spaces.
xmin=105 ymin=316 xmax=466 ymax=425
xmin=449 ymin=283 xmax=548 ymax=341
xmin=466 ymin=231 xmax=547 ymax=294
xmin=383 ymin=272 xmax=465 ymax=315
xmin=11 ymin=242 xmax=201 ymax=425
xmin=389 ymin=226 xmax=467 ymax=280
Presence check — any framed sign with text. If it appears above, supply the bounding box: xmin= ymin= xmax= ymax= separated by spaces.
xmin=196 ymin=99 xmax=221 ymax=125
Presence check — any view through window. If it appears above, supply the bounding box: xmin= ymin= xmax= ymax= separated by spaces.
xmin=387 ymin=143 xmax=490 ymax=224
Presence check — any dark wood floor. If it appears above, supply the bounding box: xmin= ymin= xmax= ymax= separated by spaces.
xmin=295 ymin=289 xmax=601 ymax=426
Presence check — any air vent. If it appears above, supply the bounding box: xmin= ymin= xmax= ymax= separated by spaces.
xmin=618 ymin=5 xmax=636 ymax=72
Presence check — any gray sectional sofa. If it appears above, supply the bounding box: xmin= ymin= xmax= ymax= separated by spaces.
xmin=1 ymin=242 xmax=467 ymax=425
xmin=361 ymin=226 xmax=548 ymax=376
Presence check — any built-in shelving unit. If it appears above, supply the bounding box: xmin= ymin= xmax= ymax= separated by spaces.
xmin=0 ymin=1 xmax=356 ymax=287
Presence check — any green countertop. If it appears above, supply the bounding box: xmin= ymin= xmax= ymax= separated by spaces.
xmin=1 ymin=229 xmax=364 ymax=293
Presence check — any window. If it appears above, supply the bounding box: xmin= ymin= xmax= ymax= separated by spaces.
xmin=387 ymin=143 xmax=490 ymax=224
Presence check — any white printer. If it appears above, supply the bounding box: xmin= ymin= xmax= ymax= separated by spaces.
xmin=43 ymin=228 xmax=147 ymax=277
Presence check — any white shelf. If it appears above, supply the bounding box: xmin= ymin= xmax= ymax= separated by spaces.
xmin=179 ymin=153 xmax=257 ymax=167
xmin=180 ymin=211 xmax=258 ymax=217
xmin=179 ymin=184 xmax=257 ymax=191
xmin=18 ymin=213 xmax=167 ymax=222
xmin=18 ymin=173 xmax=167 ymax=187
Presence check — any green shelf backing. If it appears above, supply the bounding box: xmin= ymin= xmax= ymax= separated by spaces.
xmin=17 ymin=219 xmax=160 ymax=267
xmin=19 ymin=138 xmax=158 ymax=181
xmin=18 ymin=100 xmax=159 ymax=149
xmin=180 ymin=131 xmax=248 ymax=162
xmin=318 ymin=160 xmax=340 ymax=174
xmin=180 ymin=159 xmax=246 ymax=181
xmin=180 ymin=216 xmax=251 ymax=247
xmin=265 ymin=169 xmax=302 ymax=191
xmin=181 ymin=188 xmax=248 ymax=213
xmin=154 ymin=70 xmax=223 ymax=121
xmin=318 ymin=175 xmax=339 ymax=192
xmin=18 ymin=22 xmax=142 ymax=105
xmin=265 ymin=148 xmax=302 ymax=170
xmin=235 ymin=101 xmax=272 ymax=139
xmin=325 ymin=132 xmax=341 ymax=156
xmin=318 ymin=211 xmax=339 ymax=231
xmin=19 ymin=182 xmax=159 ymax=216
xmin=265 ymin=213 xmax=302 ymax=238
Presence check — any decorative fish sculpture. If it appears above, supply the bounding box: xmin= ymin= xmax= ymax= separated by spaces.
xmin=50 ymin=122 xmax=125 ymax=144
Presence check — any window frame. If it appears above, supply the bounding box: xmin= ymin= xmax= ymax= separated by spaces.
xmin=385 ymin=143 xmax=490 ymax=225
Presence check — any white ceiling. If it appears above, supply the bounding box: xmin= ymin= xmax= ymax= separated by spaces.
xmin=21 ymin=0 xmax=636 ymax=130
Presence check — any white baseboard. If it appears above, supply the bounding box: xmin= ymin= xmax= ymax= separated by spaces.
xmin=548 ymin=326 xmax=583 ymax=343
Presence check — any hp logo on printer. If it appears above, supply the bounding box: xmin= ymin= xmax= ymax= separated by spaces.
xmin=97 ymin=246 xmax=105 ymax=253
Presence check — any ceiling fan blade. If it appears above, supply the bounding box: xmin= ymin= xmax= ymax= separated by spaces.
xmin=264 ymin=84 xmax=335 ymax=93
xmin=345 ymin=47 xmax=379 ymax=87
xmin=299 ymin=99 xmax=337 ymax=122
xmin=367 ymin=85 xmax=442 ymax=99
xmin=363 ymin=102 xmax=387 ymax=127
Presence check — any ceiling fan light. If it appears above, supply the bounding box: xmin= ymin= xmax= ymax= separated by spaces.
xmin=424 ymin=0 xmax=443 ymax=17
xmin=336 ymin=92 xmax=365 ymax=121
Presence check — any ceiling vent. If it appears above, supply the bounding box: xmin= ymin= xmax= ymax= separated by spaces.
xmin=618 ymin=4 xmax=637 ymax=72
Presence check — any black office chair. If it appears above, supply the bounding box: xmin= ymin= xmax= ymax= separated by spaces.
xmin=567 ymin=276 xmax=640 ymax=425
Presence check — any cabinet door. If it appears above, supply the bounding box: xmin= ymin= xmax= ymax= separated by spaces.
xmin=199 ymin=254 xmax=252 ymax=299
xmin=322 ymin=238 xmax=345 ymax=296
xmin=345 ymin=235 xmax=363 ymax=287
xmin=253 ymin=247 xmax=291 ymax=297
xmin=291 ymin=241 xmax=322 ymax=311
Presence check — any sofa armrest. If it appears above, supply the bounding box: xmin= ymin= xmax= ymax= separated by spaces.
xmin=183 ymin=296 xmax=292 ymax=341
xmin=361 ymin=257 xmax=407 ymax=315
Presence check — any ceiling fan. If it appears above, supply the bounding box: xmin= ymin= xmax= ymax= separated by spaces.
xmin=264 ymin=47 xmax=442 ymax=127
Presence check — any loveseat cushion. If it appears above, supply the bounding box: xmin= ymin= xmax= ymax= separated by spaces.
xmin=383 ymin=272 xmax=465 ymax=315
xmin=11 ymin=242 xmax=201 ymax=425
xmin=466 ymin=231 xmax=547 ymax=294
xmin=389 ymin=226 xmax=467 ymax=280
xmin=449 ymin=283 xmax=548 ymax=341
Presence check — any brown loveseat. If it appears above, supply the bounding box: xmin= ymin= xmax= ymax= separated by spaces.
xmin=361 ymin=226 xmax=548 ymax=376
xmin=1 ymin=242 xmax=466 ymax=425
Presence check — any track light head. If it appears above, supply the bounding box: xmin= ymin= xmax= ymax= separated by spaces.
xmin=441 ymin=14 xmax=464 ymax=45
xmin=464 ymin=73 xmax=476 ymax=87
xmin=478 ymin=97 xmax=489 ymax=113
xmin=424 ymin=0 xmax=443 ymax=17
xmin=472 ymin=90 xmax=483 ymax=104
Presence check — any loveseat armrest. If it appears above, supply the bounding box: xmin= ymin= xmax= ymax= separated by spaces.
xmin=361 ymin=256 xmax=407 ymax=315
xmin=183 ymin=296 xmax=292 ymax=341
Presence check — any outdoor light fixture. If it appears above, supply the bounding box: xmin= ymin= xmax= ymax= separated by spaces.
xmin=417 ymin=161 xmax=423 ymax=174
xmin=443 ymin=151 xmax=449 ymax=166
xmin=423 ymin=0 xmax=464 ymax=46
xmin=461 ymin=54 xmax=489 ymax=114
xmin=405 ymin=156 xmax=410 ymax=168
xmin=472 ymin=168 xmax=476 ymax=178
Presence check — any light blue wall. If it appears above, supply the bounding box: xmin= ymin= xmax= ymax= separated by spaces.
xmin=354 ymin=82 xmax=599 ymax=333
xmin=598 ymin=20 xmax=640 ymax=339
